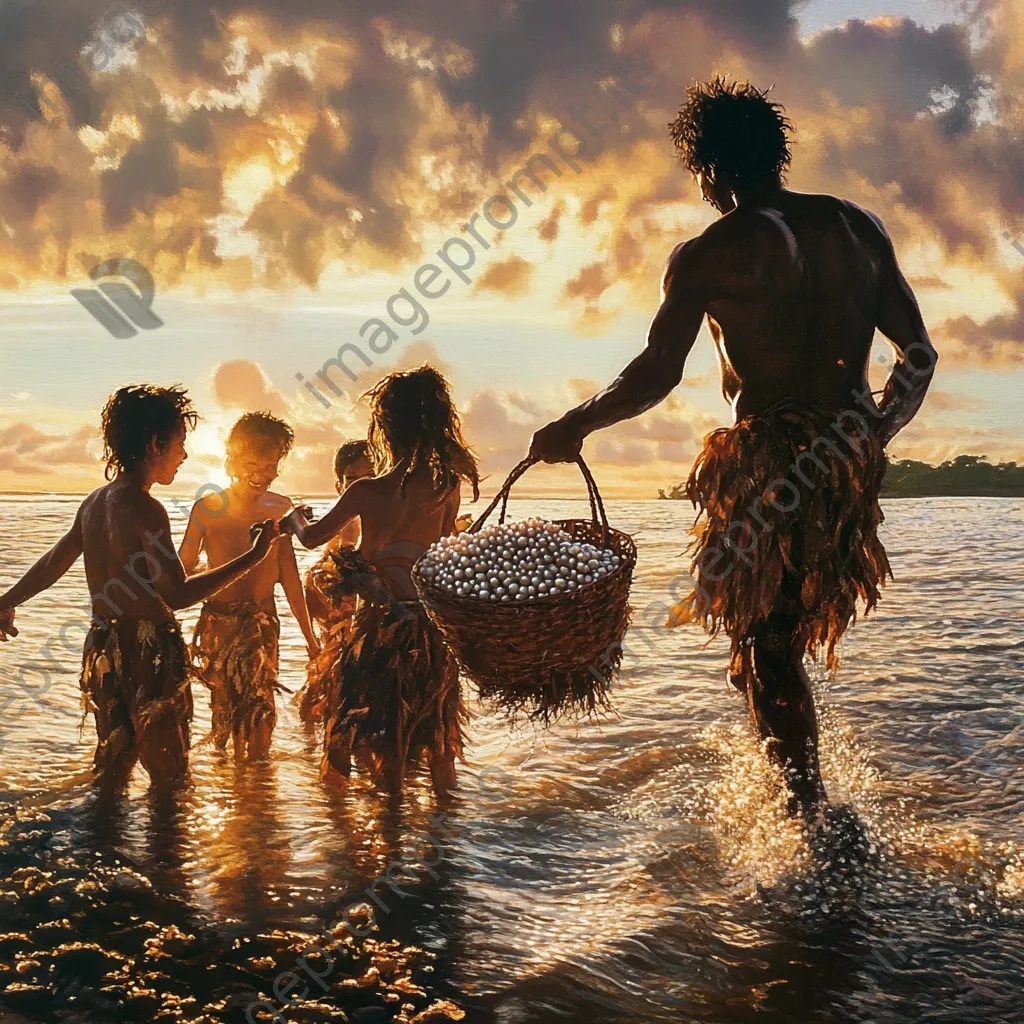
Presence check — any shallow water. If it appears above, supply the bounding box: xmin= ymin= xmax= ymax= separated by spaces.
xmin=1 ymin=496 xmax=1022 ymax=1023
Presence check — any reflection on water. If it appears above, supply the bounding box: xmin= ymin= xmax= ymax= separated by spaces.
xmin=1 ymin=496 xmax=1023 ymax=1022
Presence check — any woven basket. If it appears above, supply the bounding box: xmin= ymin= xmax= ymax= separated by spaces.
xmin=412 ymin=456 xmax=636 ymax=722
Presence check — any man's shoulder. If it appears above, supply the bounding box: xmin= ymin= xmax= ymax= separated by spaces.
xmin=793 ymin=191 xmax=891 ymax=242
xmin=816 ymin=194 xmax=887 ymax=237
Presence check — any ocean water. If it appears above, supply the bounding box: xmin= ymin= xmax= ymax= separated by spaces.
xmin=0 ymin=495 xmax=1022 ymax=1023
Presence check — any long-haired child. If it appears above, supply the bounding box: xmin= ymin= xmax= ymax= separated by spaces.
xmin=283 ymin=366 xmax=479 ymax=796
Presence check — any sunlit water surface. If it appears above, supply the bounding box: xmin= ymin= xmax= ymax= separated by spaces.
xmin=1 ymin=496 xmax=1022 ymax=1023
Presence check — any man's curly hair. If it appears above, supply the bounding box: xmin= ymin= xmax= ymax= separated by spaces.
xmin=668 ymin=76 xmax=793 ymax=191
xmin=100 ymin=384 xmax=198 ymax=479
xmin=226 ymin=411 xmax=295 ymax=459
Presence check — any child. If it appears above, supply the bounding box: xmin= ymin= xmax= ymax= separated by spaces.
xmin=0 ymin=385 xmax=279 ymax=795
xmin=283 ymin=366 xmax=479 ymax=796
xmin=179 ymin=411 xmax=319 ymax=760
xmin=296 ymin=439 xmax=375 ymax=724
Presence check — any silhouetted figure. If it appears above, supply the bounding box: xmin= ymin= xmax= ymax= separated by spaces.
xmin=530 ymin=77 xmax=936 ymax=818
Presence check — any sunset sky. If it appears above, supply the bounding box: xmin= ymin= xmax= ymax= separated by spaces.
xmin=0 ymin=0 xmax=1021 ymax=499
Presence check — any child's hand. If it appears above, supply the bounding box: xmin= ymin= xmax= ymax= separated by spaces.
xmin=250 ymin=519 xmax=280 ymax=559
xmin=306 ymin=635 xmax=322 ymax=659
xmin=279 ymin=506 xmax=312 ymax=537
xmin=0 ymin=606 xmax=17 ymax=641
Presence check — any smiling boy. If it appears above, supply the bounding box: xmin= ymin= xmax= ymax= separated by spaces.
xmin=179 ymin=411 xmax=318 ymax=759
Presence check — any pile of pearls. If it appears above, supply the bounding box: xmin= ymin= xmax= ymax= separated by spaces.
xmin=417 ymin=518 xmax=621 ymax=602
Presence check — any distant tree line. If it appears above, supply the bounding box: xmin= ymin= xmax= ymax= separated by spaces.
xmin=879 ymin=455 xmax=1024 ymax=497
xmin=658 ymin=455 xmax=1024 ymax=500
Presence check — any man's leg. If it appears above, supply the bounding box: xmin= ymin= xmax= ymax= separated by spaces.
xmin=747 ymin=618 xmax=827 ymax=817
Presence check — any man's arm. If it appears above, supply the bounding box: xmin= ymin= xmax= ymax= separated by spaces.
xmin=278 ymin=535 xmax=320 ymax=657
xmin=0 ymin=505 xmax=85 ymax=638
xmin=873 ymin=223 xmax=938 ymax=445
xmin=177 ymin=503 xmax=206 ymax=573
xmin=284 ymin=480 xmax=367 ymax=549
xmin=530 ymin=241 xmax=707 ymax=462
xmin=142 ymin=503 xmax=279 ymax=611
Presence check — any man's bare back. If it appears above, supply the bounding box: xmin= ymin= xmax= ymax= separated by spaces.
xmin=667 ymin=189 xmax=929 ymax=426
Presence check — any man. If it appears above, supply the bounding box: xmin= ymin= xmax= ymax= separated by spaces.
xmin=0 ymin=384 xmax=280 ymax=795
xmin=529 ymin=77 xmax=937 ymax=819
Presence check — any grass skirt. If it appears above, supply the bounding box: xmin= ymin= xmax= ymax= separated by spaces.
xmin=190 ymin=603 xmax=281 ymax=755
xmin=296 ymin=548 xmax=365 ymax=724
xmin=80 ymin=618 xmax=192 ymax=785
xmin=668 ymin=401 xmax=892 ymax=671
xmin=321 ymin=555 xmax=466 ymax=789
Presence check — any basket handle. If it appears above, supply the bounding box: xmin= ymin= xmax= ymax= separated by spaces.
xmin=468 ymin=455 xmax=610 ymax=541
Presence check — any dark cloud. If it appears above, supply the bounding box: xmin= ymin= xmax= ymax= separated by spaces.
xmin=805 ymin=18 xmax=980 ymax=120
xmin=935 ymin=282 xmax=1024 ymax=365
xmin=0 ymin=0 xmax=1018 ymax=364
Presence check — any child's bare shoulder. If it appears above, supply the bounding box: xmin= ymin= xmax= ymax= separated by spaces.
xmin=344 ymin=475 xmax=376 ymax=505
xmin=79 ymin=484 xmax=109 ymax=512
xmin=191 ymin=490 xmax=231 ymax=520
xmin=261 ymin=491 xmax=293 ymax=515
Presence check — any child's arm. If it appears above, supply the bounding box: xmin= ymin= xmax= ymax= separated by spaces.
xmin=441 ymin=486 xmax=461 ymax=537
xmin=177 ymin=503 xmax=206 ymax=573
xmin=278 ymin=536 xmax=320 ymax=658
xmin=282 ymin=479 xmax=368 ymax=549
xmin=0 ymin=506 xmax=85 ymax=639
xmin=143 ymin=503 xmax=279 ymax=611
